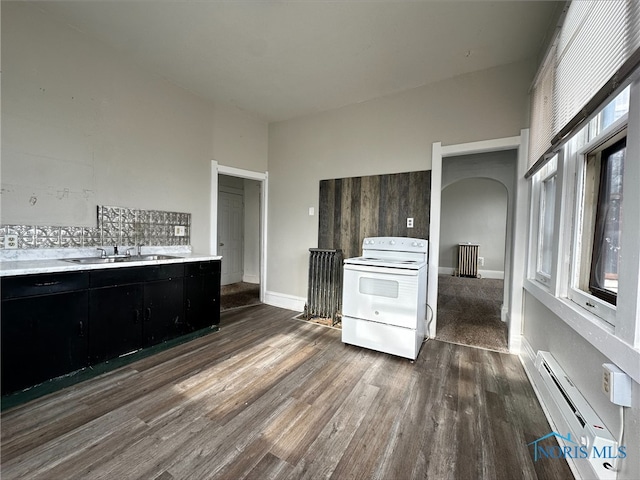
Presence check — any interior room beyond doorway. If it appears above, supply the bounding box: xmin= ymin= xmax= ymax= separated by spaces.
xmin=217 ymin=174 xmax=262 ymax=309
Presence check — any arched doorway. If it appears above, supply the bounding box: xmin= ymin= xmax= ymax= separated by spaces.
xmin=436 ymin=177 xmax=509 ymax=351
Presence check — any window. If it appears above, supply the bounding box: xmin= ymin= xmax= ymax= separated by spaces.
xmin=570 ymin=124 xmax=627 ymax=323
xmin=588 ymin=139 xmax=625 ymax=305
xmin=562 ymin=84 xmax=631 ymax=325
xmin=534 ymin=156 xmax=558 ymax=285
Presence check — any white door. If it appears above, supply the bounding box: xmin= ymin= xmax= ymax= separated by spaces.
xmin=218 ymin=191 xmax=244 ymax=285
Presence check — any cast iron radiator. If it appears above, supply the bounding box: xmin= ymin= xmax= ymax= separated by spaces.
xmin=457 ymin=243 xmax=479 ymax=278
xmin=306 ymin=248 xmax=343 ymax=325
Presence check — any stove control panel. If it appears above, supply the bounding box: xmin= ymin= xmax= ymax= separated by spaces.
xmin=362 ymin=237 xmax=427 ymax=253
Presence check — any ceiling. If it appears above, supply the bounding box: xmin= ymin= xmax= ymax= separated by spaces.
xmin=33 ymin=1 xmax=562 ymax=123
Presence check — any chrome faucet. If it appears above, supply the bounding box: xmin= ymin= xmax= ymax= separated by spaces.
xmin=137 ymin=243 xmax=144 ymax=256
xmin=97 ymin=248 xmax=107 ymax=258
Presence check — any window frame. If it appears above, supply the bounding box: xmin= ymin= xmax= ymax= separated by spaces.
xmin=530 ymin=156 xmax=558 ymax=288
xmin=588 ymin=137 xmax=626 ymax=305
xmin=568 ymin=117 xmax=628 ymax=326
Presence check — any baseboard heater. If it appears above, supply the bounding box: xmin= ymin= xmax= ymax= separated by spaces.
xmin=534 ymin=351 xmax=618 ymax=480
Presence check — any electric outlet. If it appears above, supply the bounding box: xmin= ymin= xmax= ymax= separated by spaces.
xmin=174 ymin=225 xmax=186 ymax=237
xmin=602 ymin=363 xmax=631 ymax=406
xmin=4 ymin=234 xmax=18 ymax=249
xmin=478 ymin=256 xmax=485 ymax=266
xmin=407 ymin=218 xmax=414 ymax=228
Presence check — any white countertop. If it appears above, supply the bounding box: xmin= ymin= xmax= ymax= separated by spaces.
xmin=0 ymin=247 xmax=221 ymax=277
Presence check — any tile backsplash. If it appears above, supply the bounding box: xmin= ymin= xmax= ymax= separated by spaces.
xmin=0 ymin=205 xmax=191 ymax=249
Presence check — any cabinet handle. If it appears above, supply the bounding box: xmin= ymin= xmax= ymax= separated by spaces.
xmin=134 ymin=309 xmax=141 ymax=324
xmin=146 ymin=307 xmax=152 ymax=322
xmin=35 ymin=281 xmax=61 ymax=287
xmin=186 ymin=298 xmax=191 ymax=308
xmin=78 ymin=321 xmax=84 ymax=337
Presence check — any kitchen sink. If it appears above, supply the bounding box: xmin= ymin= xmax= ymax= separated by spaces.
xmin=64 ymin=254 xmax=180 ymax=264
xmin=65 ymin=257 xmax=121 ymax=264
xmin=125 ymin=254 xmax=180 ymax=261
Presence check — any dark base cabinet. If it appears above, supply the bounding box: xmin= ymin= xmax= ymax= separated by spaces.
xmin=1 ymin=260 xmax=220 ymax=397
xmin=1 ymin=272 xmax=89 ymax=395
xmin=89 ymin=284 xmax=143 ymax=363
xmin=88 ymin=264 xmax=186 ymax=363
xmin=143 ymin=277 xmax=185 ymax=347
xmin=185 ymin=260 xmax=221 ymax=331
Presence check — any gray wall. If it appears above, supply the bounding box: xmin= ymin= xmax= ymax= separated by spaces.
xmin=440 ymin=178 xmax=507 ymax=274
xmin=440 ymin=150 xmax=517 ymax=277
xmin=523 ymin=293 xmax=640 ymax=479
xmin=243 ymin=179 xmax=261 ymax=284
xmin=268 ymin=60 xmax=536 ymax=299
xmin=1 ymin=3 xmax=268 ymax=254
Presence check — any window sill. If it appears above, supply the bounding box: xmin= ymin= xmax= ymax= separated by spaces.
xmin=524 ymin=278 xmax=640 ymax=384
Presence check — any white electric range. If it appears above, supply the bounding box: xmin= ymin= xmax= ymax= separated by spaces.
xmin=341 ymin=236 xmax=428 ymax=360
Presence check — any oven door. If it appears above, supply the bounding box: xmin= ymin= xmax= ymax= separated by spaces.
xmin=342 ymin=264 xmax=422 ymax=329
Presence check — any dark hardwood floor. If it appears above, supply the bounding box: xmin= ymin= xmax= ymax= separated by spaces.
xmin=1 ymin=304 xmax=572 ymax=479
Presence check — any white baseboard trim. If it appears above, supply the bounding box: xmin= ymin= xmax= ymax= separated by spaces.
xmin=479 ymin=269 xmax=504 ymax=279
xmin=436 ymin=267 xmax=504 ymax=279
xmin=508 ymin=333 xmax=521 ymax=355
xmin=264 ymin=290 xmax=305 ymax=312
xmin=242 ymin=274 xmax=260 ymax=284
xmin=520 ymin=337 xmax=537 ymax=371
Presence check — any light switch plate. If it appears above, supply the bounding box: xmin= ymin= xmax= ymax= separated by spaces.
xmin=407 ymin=218 xmax=414 ymax=228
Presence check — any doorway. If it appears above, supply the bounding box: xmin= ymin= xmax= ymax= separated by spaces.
xmin=212 ymin=164 xmax=268 ymax=311
xmin=428 ymin=133 xmax=529 ymax=353
xmin=435 ymin=177 xmax=509 ymax=352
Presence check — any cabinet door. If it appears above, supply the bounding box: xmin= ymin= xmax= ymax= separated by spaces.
xmin=1 ymin=291 xmax=89 ymax=394
xmin=1 ymin=299 xmax=39 ymax=394
xmin=143 ymin=277 xmax=185 ymax=347
xmin=184 ymin=275 xmax=208 ymax=331
xmin=185 ymin=261 xmax=221 ymax=331
xmin=89 ymin=285 xmax=143 ymax=363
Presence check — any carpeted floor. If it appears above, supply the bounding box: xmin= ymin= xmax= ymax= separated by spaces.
xmin=220 ymin=282 xmax=261 ymax=311
xmin=435 ymin=274 xmax=508 ymax=353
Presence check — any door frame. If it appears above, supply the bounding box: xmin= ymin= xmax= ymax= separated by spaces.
xmin=211 ymin=161 xmax=269 ymax=302
xmin=428 ymin=131 xmax=529 ymax=353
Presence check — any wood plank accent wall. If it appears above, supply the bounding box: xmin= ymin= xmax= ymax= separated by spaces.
xmin=318 ymin=171 xmax=431 ymax=259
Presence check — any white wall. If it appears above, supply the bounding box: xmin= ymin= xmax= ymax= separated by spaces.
xmin=440 ymin=178 xmax=507 ymax=273
xmin=267 ymin=60 xmax=535 ymax=299
xmin=212 ymin=103 xmax=268 ymax=173
xmin=1 ymin=3 xmax=268 ymax=254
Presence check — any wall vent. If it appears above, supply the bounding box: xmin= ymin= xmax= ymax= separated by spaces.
xmin=534 ymin=351 xmax=618 ymax=480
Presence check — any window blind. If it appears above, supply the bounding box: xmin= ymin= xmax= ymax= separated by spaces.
xmin=528 ymin=42 xmax=557 ymax=172
xmin=527 ymin=0 xmax=640 ymax=171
